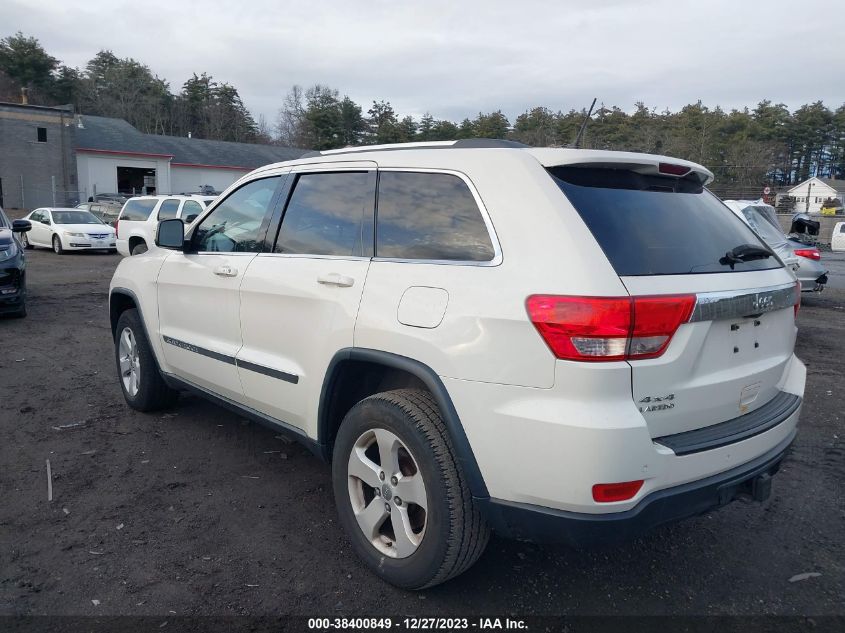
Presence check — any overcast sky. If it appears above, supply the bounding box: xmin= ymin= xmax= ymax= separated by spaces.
xmin=3 ymin=0 xmax=843 ymax=125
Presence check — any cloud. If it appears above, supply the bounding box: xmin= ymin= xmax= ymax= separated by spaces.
xmin=2 ymin=0 xmax=842 ymax=125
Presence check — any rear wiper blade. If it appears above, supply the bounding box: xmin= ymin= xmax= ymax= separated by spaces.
xmin=719 ymin=244 xmax=772 ymax=269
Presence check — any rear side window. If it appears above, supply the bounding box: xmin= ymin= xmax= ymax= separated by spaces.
xmin=376 ymin=171 xmax=495 ymax=261
xmin=274 ymin=172 xmax=370 ymax=256
xmin=120 ymin=199 xmax=158 ymax=222
xmin=549 ymin=167 xmax=781 ymax=276
xmin=157 ymin=199 xmax=181 ymax=221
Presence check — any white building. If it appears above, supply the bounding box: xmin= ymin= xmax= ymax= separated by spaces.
xmin=74 ymin=115 xmax=304 ymax=198
xmin=786 ymin=177 xmax=845 ymax=214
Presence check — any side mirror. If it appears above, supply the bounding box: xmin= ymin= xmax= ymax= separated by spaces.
xmin=12 ymin=219 xmax=32 ymax=233
xmin=43 ymin=218 xmax=51 ymax=225
xmin=156 ymin=218 xmax=186 ymax=250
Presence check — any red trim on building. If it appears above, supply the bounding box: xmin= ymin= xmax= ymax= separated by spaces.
xmin=171 ymin=162 xmax=252 ymax=171
xmin=76 ymin=147 xmax=174 ymax=159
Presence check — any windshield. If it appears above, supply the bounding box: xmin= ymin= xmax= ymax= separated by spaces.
xmin=0 ymin=207 xmax=9 ymax=228
xmin=52 ymin=211 xmax=104 ymax=225
xmin=549 ymin=167 xmax=781 ymax=276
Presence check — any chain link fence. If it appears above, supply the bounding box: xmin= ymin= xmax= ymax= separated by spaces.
xmin=0 ymin=174 xmax=86 ymax=211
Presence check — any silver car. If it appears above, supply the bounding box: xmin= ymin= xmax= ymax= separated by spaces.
xmin=724 ymin=200 xmax=828 ymax=292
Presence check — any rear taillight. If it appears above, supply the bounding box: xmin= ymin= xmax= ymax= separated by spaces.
xmin=794 ymin=281 xmax=801 ymax=317
xmin=793 ymin=248 xmax=820 ymax=261
xmin=592 ymin=480 xmax=644 ymax=503
xmin=115 ymin=219 xmax=120 ymax=237
xmin=526 ymin=294 xmax=695 ymax=362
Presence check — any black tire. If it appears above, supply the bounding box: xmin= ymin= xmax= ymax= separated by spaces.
xmin=52 ymin=235 xmax=65 ymax=255
xmin=131 ymin=242 xmax=148 ymax=256
xmin=332 ymin=389 xmax=489 ymax=589
xmin=9 ymin=302 xmax=26 ymax=318
xmin=114 ymin=308 xmax=178 ymax=411
xmin=21 ymin=233 xmax=33 ymax=250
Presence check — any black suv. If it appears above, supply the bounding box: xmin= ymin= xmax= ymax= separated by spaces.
xmin=0 ymin=206 xmax=32 ymax=318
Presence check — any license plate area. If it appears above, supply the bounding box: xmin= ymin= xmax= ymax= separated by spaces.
xmin=727 ymin=315 xmax=767 ymax=358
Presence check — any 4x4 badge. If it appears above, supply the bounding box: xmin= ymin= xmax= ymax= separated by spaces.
xmin=639 ymin=393 xmax=675 ymax=413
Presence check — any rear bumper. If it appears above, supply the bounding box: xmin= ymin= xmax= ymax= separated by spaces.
xmin=799 ymin=272 xmax=828 ymax=292
xmin=481 ymin=430 xmax=795 ymax=545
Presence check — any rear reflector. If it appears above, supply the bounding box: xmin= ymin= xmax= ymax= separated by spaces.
xmin=592 ymin=480 xmax=644 ymax=503
xmin=658 ymin=162 xmax=691 ymax=176
xmin=794 ymin=281 xmax=801 ymax=317
xmin=526 ymin=294 xmax=695 ymax=362
xmin=793 ymin=248 xmax=820 ymax=261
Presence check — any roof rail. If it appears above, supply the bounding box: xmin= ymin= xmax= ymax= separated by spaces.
xmin=300 ymin=138 xmax=528 ymax=158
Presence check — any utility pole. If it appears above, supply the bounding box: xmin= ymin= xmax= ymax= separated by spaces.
xmin=805 ymin=181 xmax=812 ymax=212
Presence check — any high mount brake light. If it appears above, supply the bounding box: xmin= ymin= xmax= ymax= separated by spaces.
xmin=526 ymin=294 xmax=696 ymax=362
xmin=658 ymin=162 xmax=691 ymax=176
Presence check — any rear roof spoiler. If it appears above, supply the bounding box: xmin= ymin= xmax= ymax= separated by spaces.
xmin=526 ymin=149 xmax=714 ymax=185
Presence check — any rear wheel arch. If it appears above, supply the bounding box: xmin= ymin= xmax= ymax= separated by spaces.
xmin=128 ymin=236 xmax=147 ymax=254
xmin=318 ymin=348 xmax=489 ymax=499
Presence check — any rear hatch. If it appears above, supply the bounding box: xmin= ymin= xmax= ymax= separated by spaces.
xmin=547 ymin=162 xmax=798 ymax=438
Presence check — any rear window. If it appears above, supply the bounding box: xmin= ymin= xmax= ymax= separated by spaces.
xmin=549 ymin=167 xmax=781 ymax=276
xmin=120 ymin=199 xmax=158 ymax=222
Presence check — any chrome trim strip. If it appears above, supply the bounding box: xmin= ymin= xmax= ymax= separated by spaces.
xmin=690 ymin=282 xmax=797 ymax=322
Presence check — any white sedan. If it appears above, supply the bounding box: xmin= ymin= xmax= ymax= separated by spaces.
xmin=21 ymin=208 xmax=117 ymax=254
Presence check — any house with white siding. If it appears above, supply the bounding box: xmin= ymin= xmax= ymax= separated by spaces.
xmin=786 ymin=177 xmax=845 ymax=214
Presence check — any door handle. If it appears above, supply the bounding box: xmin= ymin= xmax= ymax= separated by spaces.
xmin=213 ymin=265 xmax=238 ymax=277
xmin=317 ymin=272 xmax=355 ymax=288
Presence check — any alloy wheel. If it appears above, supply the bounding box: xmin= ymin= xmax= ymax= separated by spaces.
xmin=118 ymin=327 xmax=141 ymax=397
xmin=347 ymin=428 xmax=428 ymax=558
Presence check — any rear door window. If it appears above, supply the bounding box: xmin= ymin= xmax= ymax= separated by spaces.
xmin=549 ymin=167 xmax=781 ymax=276
xmin=157 ymin=199 xmax=181 ymax=221
xmin=181 ymin=201 xmax=204 ymax=223
xmin=274 ymin=172 xmax=371 ymax=256
xmin=120 ymin=199 xmax=158 ymax=222
xmin=375 ymin=171 xmax=495 ymax=261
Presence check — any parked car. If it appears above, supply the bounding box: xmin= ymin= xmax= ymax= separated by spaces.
xmin=0 ymin=206 xmax=31 ymax=317
xmin=77 ymin=202 xmax=122 ymax=226
xmin=115 ymin=195 xmax=209 ymax=256
xmin=21 ymin=208 xmax=117 ymax=254
xmin=833 ymin=221 xmax=845 ymax=251
xmin=109 ymin=140 xmax=805 ymax=589
xmin=724 ymin=200 xmax=828 ymax=292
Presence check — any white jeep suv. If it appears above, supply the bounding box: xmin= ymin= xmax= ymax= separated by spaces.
xmin=109 ymin=140 xmax=805 ymax=589
xmin=116 ymin=195 xmax=213 ymax=256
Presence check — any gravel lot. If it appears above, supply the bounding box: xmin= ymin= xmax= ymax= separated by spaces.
xmin=1 ymin=247 xmax=843 ymax=617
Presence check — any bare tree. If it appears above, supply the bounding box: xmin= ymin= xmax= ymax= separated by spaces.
xmin=275 ymin=85 xmax=309 ymax=147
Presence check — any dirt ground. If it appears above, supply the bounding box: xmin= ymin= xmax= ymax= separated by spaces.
xmin=0 ymin=247 xmax=843 ymax=618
